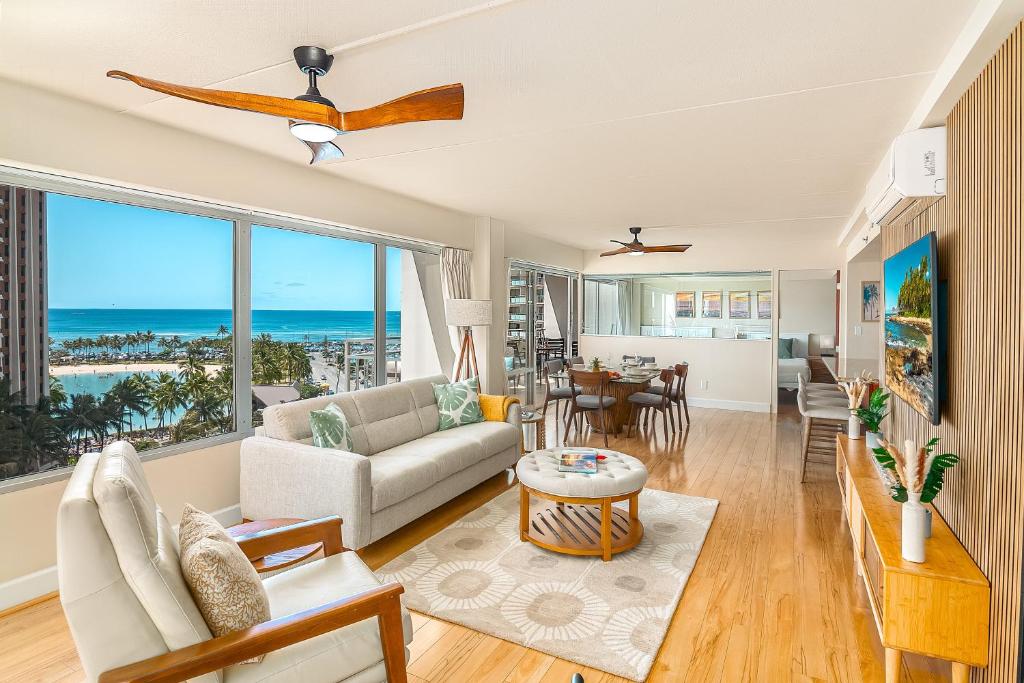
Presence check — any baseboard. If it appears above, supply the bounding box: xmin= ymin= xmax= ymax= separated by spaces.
xmin=686 ymin=398 xmax=771 ymax=413
xmin=0 ymin=502 xmax=242 ymax=613
xmin=0 ymin=565 xmax=58 ymax=613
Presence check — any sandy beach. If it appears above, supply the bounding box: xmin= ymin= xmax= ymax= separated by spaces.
xmin=51 ymin=362 xmax=223 ymax=376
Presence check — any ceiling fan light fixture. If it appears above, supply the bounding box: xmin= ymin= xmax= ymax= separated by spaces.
xmin=627 ymin=249 xmax=644 ymax=256
xmin=289 ymin=121 xmax=338 ymax=143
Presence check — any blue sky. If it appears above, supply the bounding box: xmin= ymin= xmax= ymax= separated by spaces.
xmin=47 ymin=193 xmax=401 ymax=310
xmin=883 ymin=233 xmax=933 ymax=313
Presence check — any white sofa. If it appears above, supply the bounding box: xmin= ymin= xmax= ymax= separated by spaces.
xmin=240 ymin=375 xmax=522 ymax=549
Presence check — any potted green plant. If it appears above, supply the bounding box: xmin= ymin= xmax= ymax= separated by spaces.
xmin=589 ymin=357 xmax=603 ymax=372
xmin=873 ymin=437 xmax=959 ymax=562
xmin=856 ymin=388 xmax=890 ymax=449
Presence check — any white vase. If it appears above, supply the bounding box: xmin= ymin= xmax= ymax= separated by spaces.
xmin=847 ymin=414 xmax=862 ymax=440
xmin=902 ymin=492 xmax=927 ymax=563
xmin=865 ymin=431 xmax=882 ymax=449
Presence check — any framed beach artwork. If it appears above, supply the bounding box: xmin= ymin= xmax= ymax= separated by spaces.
xmin=861 ymin=280 xmax=880 ymax=322
xmin=675 ymin=291 xmax=695 ymax=318
xmin=756 ymin=290 xmax=772 ymax=319
xmin=728 ymin=291 xmax=751 ymax=319
xmin=883 ymin=232 xmax=941 ymax=424
xmin=701 ymin=291 xmax=722 ymax=318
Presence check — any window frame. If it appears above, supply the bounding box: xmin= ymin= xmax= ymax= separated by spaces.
xmin=0 ymin=165 xmax=440 ymax=494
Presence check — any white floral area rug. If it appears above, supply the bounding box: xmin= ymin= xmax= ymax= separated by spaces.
xmin=376 ymin=486 xmax=719 ymax=681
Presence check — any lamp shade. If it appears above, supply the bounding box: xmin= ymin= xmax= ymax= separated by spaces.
xmin=445 ymin=299 xmax=492 ymax=327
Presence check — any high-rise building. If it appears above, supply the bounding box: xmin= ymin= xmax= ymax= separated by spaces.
xmin=0 ymin=185 xmax=48 ymax=404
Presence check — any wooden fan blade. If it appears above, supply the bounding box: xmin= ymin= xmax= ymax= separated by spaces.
xmin=641 ymin=245 xmax=692 ymax=253
xmin=600 ymin=246 xmax=632 ymax=257
xmin=299 ymin=139 xmax=344 ymax=165
xmin=107 ymin=70 xmax=340 ymax=127
xmin=339 ymin=83 xmax=464 ymax=132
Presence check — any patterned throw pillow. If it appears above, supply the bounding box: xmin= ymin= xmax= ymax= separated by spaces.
xmin=178 ymin=504 xmax=271 ymax=660
xmin=309 ymin=402 xmax=354 ymax=452
xmin=433 ymin=377 xmax=485 ymax=431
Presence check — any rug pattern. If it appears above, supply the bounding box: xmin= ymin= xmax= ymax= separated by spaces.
xmin=376 ymin=487 xmax=718 ymax=681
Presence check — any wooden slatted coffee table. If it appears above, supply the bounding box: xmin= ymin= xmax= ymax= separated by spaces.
xmin=515 ymin=448 xmax=648 ymax=561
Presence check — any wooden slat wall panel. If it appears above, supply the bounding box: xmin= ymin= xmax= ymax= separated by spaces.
xmin=881 ymin=20 xmax=1023 ymax=683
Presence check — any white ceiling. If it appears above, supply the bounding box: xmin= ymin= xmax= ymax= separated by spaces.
xmin=0 ymin=1 xmax=978 ymax=249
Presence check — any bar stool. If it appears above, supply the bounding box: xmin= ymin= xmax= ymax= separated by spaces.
xmin=797 ymin=388 xmax=849 ymax=482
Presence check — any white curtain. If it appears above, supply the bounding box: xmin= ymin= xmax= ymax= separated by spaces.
xmin=440 ymin=247 xmax=472 ymax=376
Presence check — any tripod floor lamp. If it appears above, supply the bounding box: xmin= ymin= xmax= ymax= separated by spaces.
xmin=445 ymin=299 xmax=492 ymax=382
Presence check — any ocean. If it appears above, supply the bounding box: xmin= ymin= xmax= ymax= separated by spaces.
xmin=48 ymin=309 xmax=401 ymax=345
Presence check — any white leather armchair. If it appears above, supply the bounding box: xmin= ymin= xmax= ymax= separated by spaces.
xmin=58 ymin=441 xmax=412 ymax=683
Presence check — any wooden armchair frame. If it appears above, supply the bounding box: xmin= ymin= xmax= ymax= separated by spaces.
xmin=99 ymin=517 xmax=407 ymax=683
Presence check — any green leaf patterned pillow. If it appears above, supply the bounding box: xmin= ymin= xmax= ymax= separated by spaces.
xmin=309 ymin=402 xmax=355 ymax=452
xmin=433 ymin=377 xmax=485 ymax=431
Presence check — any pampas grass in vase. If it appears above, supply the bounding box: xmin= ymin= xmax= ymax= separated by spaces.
xmin=838 ymin=371 xmax=873 ymax=440
xmin=872 ymin=436 xmax=960 ymax=563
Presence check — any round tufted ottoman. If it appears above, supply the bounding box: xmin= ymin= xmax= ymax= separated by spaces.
xmin=515 ymin=448 xmax=648 ymax=561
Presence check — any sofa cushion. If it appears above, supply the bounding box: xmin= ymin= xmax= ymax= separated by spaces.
xmin=369 ymin=440 xmax=471 ymax=513
xmin=262 ymin=393 xmax=370 ymax=455
xmin=91 ymin=443 xmax=215 ymax=658
xmin=351 ymin=376 xmax=446 ymax=454
xmin=421 ymin=420 xmax=520 ymax=458
xmin=224 ymin=551 xmax=412 ymax=683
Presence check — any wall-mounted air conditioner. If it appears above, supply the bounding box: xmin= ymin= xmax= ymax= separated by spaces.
xmin=866 ymin=127 xmax=946 ymax=227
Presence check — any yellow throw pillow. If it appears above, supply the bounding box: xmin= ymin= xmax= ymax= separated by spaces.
xmin=178 ymin=504 xmax=271 ymax=661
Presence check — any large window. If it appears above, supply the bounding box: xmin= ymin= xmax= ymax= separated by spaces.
xmin=582 ymin=272 xmax=772 ymax=339
xmin=0 ymin=189 xmax=235 ymax=482
xmin=0 ymin=176 xmax=444 ymax=489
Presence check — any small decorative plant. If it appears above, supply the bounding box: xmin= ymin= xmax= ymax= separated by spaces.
xmin=589 ymin=357 xmax=602 ymax=372
xmin=872 ymin=436 xmax=959 ymax=504
xmin=855 ymin=388 xmax=890 ymax=434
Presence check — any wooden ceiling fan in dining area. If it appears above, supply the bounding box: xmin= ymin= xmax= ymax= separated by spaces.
xmin=600 ymin=227 xmax=691 ymax=257
xmin=107 ymin=46 xmax=464 ymax=164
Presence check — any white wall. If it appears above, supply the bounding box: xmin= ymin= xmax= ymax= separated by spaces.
xmin=400 ymin=251 xmax=447 ymax=380
xmin=778 ymin=274 xmax=836 ymax=356
xmin=577 ymin=336 xmax=772 ymax=411
xmin=840 ymin=242 xmax=882 ymax=377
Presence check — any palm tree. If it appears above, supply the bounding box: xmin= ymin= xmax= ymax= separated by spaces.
xmin=49 ymin=376 xmax=68 ymax=408
xmin=151 ymin=372 xmax=185 ymax=429
xmin=143 ymin=330 xmax=155 ymax=356
xmin=109 ymin=378 xmax=147 ymax=434
xmin=285 ymin=343 xmax=312 ymax=382
xmin=98 ymin=392 xmax=126 ymax=441
xmin=60 ymin=394 xmax=102 ymax=454
xmin=178 ymin=354 xmax=207 ymax=384
xmin=129 ymin=373 xmax=157 ymax=430
xmin=216 ymin=324 xmax=229 ymax=339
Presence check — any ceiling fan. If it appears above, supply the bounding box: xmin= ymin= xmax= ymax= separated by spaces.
xmin=600 ymin=227 xmax=691 ymax=257
xmin=107 ymin=46 xmax=464 ymax=164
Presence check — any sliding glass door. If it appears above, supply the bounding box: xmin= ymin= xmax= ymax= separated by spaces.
xmin=506 ymin=261 xmax=579 ymax=406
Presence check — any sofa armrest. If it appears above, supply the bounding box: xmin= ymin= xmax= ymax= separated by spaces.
xmin=504 ymin=401 xmax=522 ymax=429
xmin=240 ymin=436 xmax=373 ymax=549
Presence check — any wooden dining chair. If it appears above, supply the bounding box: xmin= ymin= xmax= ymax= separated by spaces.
xmin=626 ymin=368 xmax=676 ymax=439
xmin=645 ymin=362 xmax=690 ymax=425
xmin=541 ymin=358 xmax=579 ymax=426
xmin=563 ymin=369 xmax=617 ymax=448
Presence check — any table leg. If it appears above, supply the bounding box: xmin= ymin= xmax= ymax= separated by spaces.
xmin=601 ymin=498 xmax=612 ymax=561
xmin=885 ymin=648 xmax=901 ymax=683
xmin=519 ymin=486 xmax=529 ymax=542
xmin=951 ymin=663 xmax=970 ymax=683
xmin=629 ymin=493 xmax=638 ymax=521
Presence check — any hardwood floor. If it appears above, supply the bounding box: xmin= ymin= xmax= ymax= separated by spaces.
xmin=0 ymin=404 xmax=952 ymax=683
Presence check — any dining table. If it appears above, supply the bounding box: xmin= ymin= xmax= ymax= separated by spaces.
xmin=552 ymin=365 xmax=662 ymax=433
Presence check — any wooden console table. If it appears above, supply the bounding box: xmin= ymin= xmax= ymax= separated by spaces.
xmin=835 ymin=435 xmax=989 ymax=683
